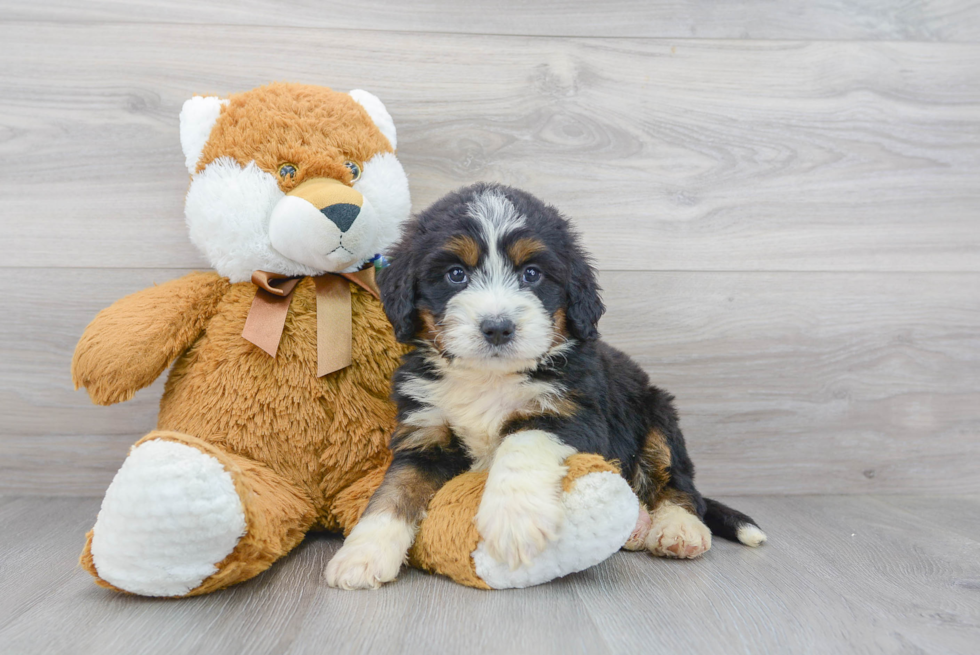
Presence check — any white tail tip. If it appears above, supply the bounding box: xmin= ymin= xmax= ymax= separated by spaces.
xmin=737 ymin=524 xmax=767 ymax=547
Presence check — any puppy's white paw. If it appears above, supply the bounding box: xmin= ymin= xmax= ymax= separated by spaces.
xmin=323 ymin=513 xmax=413 ymax=590
xmin=475 ymin=430 xmax=575 ymax=569
xmin=324 ymin=541 xmax=403 ymax=590
xmin=646 ymin=502 xmax=712 ymax=559
xmin=476 ymin=485 xmax=565 ymax=570
xmin=473 ymin=469 xmax=639 ymax=589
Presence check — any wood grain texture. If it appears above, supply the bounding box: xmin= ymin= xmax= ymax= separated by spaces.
xmin=1 ymin=23 xmax=978 ymax=272
xmin=576 ymin=495 xmax=980 ymax=655
xmin=3 ymin=268 xmax=977 ymax=496
xmin=3 ymin=1 xmax=980 ymax=42
xmin=1 ymin=495 xmax=978 ymax=655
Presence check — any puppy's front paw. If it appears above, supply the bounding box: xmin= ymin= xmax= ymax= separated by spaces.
xmin=475 ymin=486 xmax=565 ymax=570
xmin=324 ymin=540 xmax=404 ymax=590
xmin=324 ymin=514 xmax=413 ymax=590
xmin=645 ymin=503 xmax=712 ymax=559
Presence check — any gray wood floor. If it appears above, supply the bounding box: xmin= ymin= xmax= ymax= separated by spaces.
xmin=1 ymin=494 xmax=978 ymax=655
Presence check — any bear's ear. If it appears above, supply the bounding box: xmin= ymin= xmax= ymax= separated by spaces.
xmin=348 ymin=90 xmax=397 ymax=150
xmin=179 ymin=96 xmax=228 ymax=174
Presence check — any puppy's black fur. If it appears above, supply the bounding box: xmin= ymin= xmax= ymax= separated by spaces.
xmin=375 ymin=183 xmax=763 ymax=548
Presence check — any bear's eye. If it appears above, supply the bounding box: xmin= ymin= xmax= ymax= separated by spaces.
xmin=344 ymin=160 xmax=362 ymax=181
xmin=278 ymin=163 xmax=297 ymax=179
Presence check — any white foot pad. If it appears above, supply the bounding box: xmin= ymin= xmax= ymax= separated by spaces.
xmin=324 ymin=513 xmax=415 ymax=590
xmin=646 ymin=502 xmax=712 ymax=559
xmin=472 ymin=471 xmax=639 ymax=589
xmin=90 ymin=440 xmax=246 ymax=597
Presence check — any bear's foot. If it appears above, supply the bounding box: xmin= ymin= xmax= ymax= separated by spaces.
xmin=82 ymin=432 xmax=317 ymax=597
xmin=88 ymin=439 xmax=246 ymax=596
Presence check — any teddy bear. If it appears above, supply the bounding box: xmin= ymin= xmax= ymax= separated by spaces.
xmin=72 ymin=82 xmax=639 ymax=596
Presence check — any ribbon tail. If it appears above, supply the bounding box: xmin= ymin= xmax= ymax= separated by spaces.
xmin=242 ymin=286 xmax=296 ymax=357
xmin=314 ymin=275 xmax=353 ymax=377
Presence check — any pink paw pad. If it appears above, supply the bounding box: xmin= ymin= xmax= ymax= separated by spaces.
xmin=623 ymin=508 xmax=652 ymax=551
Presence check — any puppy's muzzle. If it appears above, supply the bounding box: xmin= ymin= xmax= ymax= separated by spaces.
xmin=288 ymin=178 xmax=363 ymax=232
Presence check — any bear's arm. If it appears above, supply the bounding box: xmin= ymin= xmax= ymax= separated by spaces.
xmin=71 ymin=271 xmax=231 ymax=406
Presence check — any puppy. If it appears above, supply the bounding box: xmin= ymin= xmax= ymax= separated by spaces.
xmin=325 ymin=183 xmax=766 ymax=590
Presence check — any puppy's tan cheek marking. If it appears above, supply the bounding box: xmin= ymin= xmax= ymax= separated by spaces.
xmin=551 ymin=308 xmax=568 ymax=347
xmin=418 ymin=309 xmax=447 ymax=351
xmin=631 ymin=429 xmax=673 ymax=503
xmin=507 ymin=237 xmax=546 ymax=266
xmin=391 ymin=423 xmax=452 ymax=453
xmin=444 ymin=235 xmax=481 ymax=268
xmin=366 ymin=463 xmax=441 ymax=523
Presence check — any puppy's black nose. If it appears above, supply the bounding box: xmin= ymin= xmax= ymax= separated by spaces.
xmin=321 ymin=203 xmax=360 ymax=232
xmin=481 ymin=318 xmax=515 ymax=346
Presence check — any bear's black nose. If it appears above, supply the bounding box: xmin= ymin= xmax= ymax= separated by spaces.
xmin=321 ymin=203 xmax=360 ymax=232
xmin=480 ymin=318 xmax=516 ymax=347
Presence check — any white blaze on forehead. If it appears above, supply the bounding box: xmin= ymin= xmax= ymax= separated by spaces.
xmin=466 ymin=189 xmax=525 ymax=292
xmin=467 ymin=188 xmax=525 ymax=233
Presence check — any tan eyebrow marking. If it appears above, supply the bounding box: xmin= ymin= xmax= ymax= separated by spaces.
xmin=506 ymin=237 xmax=546 ymax=266
xmin=444 ymin=235 xmax=481 ymax=267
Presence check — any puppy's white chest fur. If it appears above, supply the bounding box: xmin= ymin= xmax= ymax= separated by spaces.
xmin=402 ymin=366 xmax=556 ymax=470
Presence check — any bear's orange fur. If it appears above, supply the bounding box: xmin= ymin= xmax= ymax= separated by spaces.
xmin=198 ymin=83 xmax=393 ymax=193
xmin=74 ymin=273 xmax=409 ymax=594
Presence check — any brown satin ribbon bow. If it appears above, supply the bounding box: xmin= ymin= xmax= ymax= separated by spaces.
xmin=242 ymin=267 xmax=381 ymax=377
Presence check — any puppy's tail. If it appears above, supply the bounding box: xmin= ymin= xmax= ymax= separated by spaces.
xmin=703 ymin=497 xmax=767 ymax=547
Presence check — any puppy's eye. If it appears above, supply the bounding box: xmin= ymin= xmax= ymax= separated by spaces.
xmin=522 ymin=266 xmax=542 ymax=285
xmin=344 ymin=160 xmax=362 ymax=181
xmin=278 ymin=163 xmax=297 ymax=179
xmin=446 ymin=267 xmax=468 ymax=284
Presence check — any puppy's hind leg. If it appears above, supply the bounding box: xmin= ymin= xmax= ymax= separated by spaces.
xmin=645 ymin=494 xmax=712 ymax=559
xmin=630 ymin=416 xmax=711 ymax=559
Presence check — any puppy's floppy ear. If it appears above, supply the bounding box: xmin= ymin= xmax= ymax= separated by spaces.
xmin=565 ymin=250 xmax=605 ymax=341
xmin=377 ymin=230 xmax=419 ymax=343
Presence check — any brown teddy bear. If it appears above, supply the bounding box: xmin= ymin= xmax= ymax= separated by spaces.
xmin=72 ymin=83 xmax=638 ymax=596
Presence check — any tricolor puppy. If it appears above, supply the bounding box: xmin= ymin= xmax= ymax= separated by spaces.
xmin=325 ymin=183 xmax=766 ymax=589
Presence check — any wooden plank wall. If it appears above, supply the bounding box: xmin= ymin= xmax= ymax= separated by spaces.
xmin=1 ymin=2 xmax=978 ymax=496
